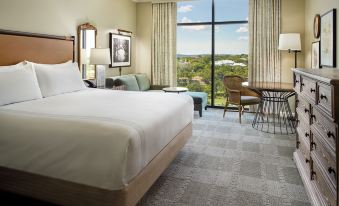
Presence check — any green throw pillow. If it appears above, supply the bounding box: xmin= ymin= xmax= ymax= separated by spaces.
xmin=117 ymin=75 xmax=140 ymax=91
xmin=135 ymin=74 xmax=151 ymax=91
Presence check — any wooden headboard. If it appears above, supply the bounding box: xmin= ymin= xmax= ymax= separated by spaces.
xmin=0 ymin=29 xmax=75 ymax=66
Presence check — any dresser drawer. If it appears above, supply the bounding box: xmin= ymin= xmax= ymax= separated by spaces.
xmin=311 ymin=129 xmax=336 ymax=186
xmin=297 ymin=120 xmax=310 ymax=143
xmin=296 ymin=107 xmax=310 ymax=126
xmin=301 ymin=77 xmax=317 ymax=103
xmin=298 ymin=133 xmax=311 ymax=163
xmin=294 ymin=74 xmax=301 ymax=93
xmin=312 ymin=107 xmax=337 ymax=153
xmin=317 ymin=82 xmax=333 ymax=117
xmin=312 ymin=154 xmax=337 ymax=206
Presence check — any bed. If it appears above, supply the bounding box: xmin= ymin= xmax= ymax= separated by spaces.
xmin=0 ymin=30 xmax=193 ymax=206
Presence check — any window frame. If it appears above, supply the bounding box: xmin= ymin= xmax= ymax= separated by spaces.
xmin=177 ymin=0 xmax=249 ymax=108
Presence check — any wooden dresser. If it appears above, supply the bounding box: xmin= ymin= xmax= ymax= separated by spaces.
xmin=293 ymin=68 xmax=339 ymax=206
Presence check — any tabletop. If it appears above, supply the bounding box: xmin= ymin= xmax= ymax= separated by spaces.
xmin=242 ymin=82 xmax=294 ymax=92
xmin=162 ymin=87 xmax=188 ymax=93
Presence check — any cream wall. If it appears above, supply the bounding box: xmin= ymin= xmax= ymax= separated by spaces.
xmin=304 ymin=0 xmax=339 ymax=68
xmin=281 ymin=0 xmax=305 ymax=83
xmin=136 ymin=3 xmax=152 ymax=79
xmin=0 ymin=0 xmax=137 ymax=77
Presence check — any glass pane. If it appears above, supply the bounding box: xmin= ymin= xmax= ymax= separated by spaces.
xmin=214 ymin=24 xmax=249 ymax=106
xmin=177 ymin=26 xmax=212 ymax=105
xmin=215 ymin=0 xmax=248 ymax=22
xmin=177 ymin=0 xmax=211 ymax=23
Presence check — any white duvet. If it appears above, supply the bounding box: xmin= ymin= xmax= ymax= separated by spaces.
xmin=0 ymin=89 xmax=193 ymax=190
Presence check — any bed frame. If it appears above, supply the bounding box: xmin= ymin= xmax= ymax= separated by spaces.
xmin=0 ymin=29 xmax=192 ymax=205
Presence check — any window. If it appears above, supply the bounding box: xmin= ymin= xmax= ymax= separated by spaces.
xmin=177 ymin=0 xmax=249 ymax=107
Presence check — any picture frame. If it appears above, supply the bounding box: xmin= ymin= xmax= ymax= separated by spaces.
xmin=109 ymin=33 xmax=131 ymax=68
xmin=313 ymin=14 xmax=321 ymax=38
xmin=311 ymin=41 xmax=321 ymax=69
xmin=320 ymin=9 xmax=336 ymax=68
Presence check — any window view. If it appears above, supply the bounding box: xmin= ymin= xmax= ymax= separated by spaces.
xmin=177 ymin=0 xmax=249 ymax=107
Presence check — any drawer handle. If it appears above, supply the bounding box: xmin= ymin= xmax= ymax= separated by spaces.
xmin=310 ymin=115 xmax=316 ymax=121
xmin=305 ymin=132 xmax=310 ymax=137
xmin=328 ymin=167 xmax=336 ymax=176
xmin=310 ymin=88 xmax=316 ymax=93
xmin=327 ymin=131 xmax=335 ymax=139
xmin=305 ymin=158 xmax=310 ymax=163
xmin=311 ymin=142 xmax=316 ymax=150
xmin=311 ymin=171 xmax=316 ymax=180
xmin=320 ymin=94 xmax=327 ymax=100
xmin=295 ymin=80 xmax=300 ymax=83
xmin=301 ymin=83 xmax=305 ymax=86
xmin=304 ymin=108 xmax=309 ymax=113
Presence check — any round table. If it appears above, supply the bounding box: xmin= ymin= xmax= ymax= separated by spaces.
xmin=242 ymin=82 xmax=296 ymax=134
xmin=162 ymin=87 xmax=188 ymax=93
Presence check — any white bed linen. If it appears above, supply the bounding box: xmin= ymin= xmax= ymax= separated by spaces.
xmin=0 ymin=89 xmax=193 ymax=190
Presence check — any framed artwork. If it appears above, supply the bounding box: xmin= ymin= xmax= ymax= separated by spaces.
xmin=311 ymin=41 xmax=320 ymax=69
xmin=320 ymin=9 xmax=336 ymax=68
xmin=109 ymin=33 xmax=131 ymax=68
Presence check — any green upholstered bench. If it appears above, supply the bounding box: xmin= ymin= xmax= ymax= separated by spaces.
xmin=185 ymin=92 xmax=208 ymax=117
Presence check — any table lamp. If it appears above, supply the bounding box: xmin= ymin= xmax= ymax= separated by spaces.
xmin=278 ymin=33 xmax=301 ymax=68
xmin=90 ymin=48 xmax=111 ymax=88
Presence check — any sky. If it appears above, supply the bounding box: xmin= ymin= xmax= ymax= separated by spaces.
xmin=177 ymin=0 xmax=249 ymax=55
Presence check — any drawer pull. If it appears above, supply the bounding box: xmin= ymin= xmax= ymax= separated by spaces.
xmin=305 ymin=132 xmax=310 ymax=137
xmin=304 ymin=108 xmax=309 ymax=113
xmin=320 ymin=94 xmax=327 ymax=100
xmin=311 ymin=142 xmax=316 ymax=150
xmin=310 ymin=88 xmax=316 ymax=93
xmin=311 ymin=171 xmax=316 ymax=180
xmin=327 ymin=131 xmax=335 ymax=139
xmin=301 ymin=83 xmax=305 ymax=86
xmin=310 ymin=115 xmax=316 ymax=120
xmin=305 ymin=158 xmax=310 ymax=163
xmin=295 ymin=80 xmax=300 ymax=83
xmin=328 ymin=167 xmax=336 ymax=176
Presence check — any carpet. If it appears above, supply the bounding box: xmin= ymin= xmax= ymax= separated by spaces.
xmin=138 ymin=109 xmax=311 ymax=206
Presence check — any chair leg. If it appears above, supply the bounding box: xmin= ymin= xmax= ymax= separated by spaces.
xmin=239 ymin=105 xmax=242 ymax=124
xmin=223 ymin=101 xmax=229 ymax=118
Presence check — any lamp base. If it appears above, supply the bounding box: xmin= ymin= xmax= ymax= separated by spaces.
xmin=96 ymin=65 xmax=106 ymax=88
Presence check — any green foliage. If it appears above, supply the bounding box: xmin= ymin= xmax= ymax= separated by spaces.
xmin=177 ymin=54 xmax=248 ymax=106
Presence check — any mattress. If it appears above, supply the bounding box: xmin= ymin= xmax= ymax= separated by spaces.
xmin=0 ymin=89 xmax=193 ymax=190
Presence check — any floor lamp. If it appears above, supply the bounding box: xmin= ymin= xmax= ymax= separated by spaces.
xmin=278 ymin=33 xmax=301 ymax=68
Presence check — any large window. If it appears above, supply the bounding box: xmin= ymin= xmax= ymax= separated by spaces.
xmin=177 ymin=0 xmax=249 ymax=107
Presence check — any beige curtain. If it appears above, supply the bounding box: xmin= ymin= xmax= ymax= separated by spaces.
xmin=248 ymin=0 xmax=281 ymax=83
xmin=152 ymin=2 xmax=177 ymax=86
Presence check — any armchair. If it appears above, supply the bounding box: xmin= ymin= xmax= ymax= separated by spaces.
xmin=223 ymin=75 xmax=260 ymax=123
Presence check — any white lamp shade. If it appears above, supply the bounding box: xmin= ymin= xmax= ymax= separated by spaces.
xmin=90 ymin=48 xmax=111 ymax=65
xmin=278 ymin=33 xmax=301 ymax=51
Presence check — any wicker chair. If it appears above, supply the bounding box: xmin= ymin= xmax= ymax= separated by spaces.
xmin=223 ymin=75 xmax=260 ymax=123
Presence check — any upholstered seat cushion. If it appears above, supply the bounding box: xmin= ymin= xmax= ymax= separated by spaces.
xmin=116 ymin=75 xmax=140 ymax=91
xmin=241 ymin=96 xmax=260 ymax=105
xmin=135 ymin=74 xmax=151 ymax=91
xmin=185 ymin=92 xmax=208 ymax=108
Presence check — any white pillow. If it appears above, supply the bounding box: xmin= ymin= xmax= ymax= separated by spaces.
xmin=0 ymin=64 xmax=43 ymax=106
xmin=33 ymin=62 xmax=86 ymax=97
xmin=0 ymin=62 xmax=26 ymax=73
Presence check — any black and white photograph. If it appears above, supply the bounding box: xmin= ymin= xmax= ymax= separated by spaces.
xmin=109 ymin=33 xmax=131 ymax=67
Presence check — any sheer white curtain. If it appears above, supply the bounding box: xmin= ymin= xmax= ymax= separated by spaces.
xmin=151 ymin=2 xmax=177 ymax=86
xmin=248 ymin=0 xmax=281 ymax=83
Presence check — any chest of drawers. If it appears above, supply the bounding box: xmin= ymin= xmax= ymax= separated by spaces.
xmin=293 ymin=68 xmax=339 ymax=206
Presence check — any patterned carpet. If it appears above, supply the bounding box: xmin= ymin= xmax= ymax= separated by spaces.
xmin=138 ymin=109 xmax=311 ymax=206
